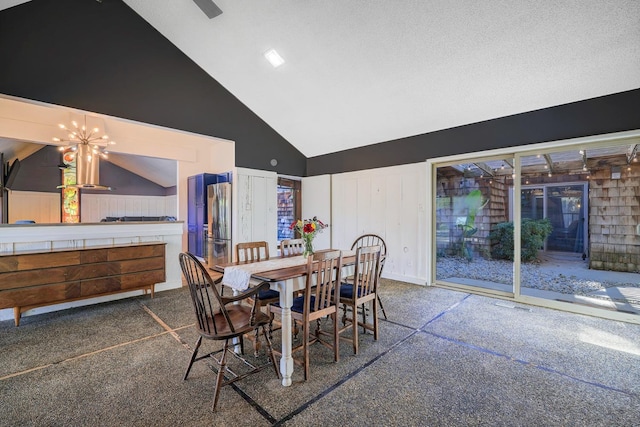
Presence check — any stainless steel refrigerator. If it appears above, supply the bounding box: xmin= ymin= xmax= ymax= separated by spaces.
xmin=207 ymin=182 xmax=232 ymax=267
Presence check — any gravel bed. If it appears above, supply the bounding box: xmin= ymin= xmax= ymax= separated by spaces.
xmin=436 ymin=256 xmax=640 ymax=297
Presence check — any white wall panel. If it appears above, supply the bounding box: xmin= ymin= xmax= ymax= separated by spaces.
xmin=8 ymin=191 xmax=60 ymax=224
xmin=80 ymin=194 xmax=177 ymax=222
xmin=330 ymin=162 xmax=426 ymax=284
xmin=235 ymin=168 xmax=278 ymax=256
xmin=301 ymin=175 xmax=331 ymax=251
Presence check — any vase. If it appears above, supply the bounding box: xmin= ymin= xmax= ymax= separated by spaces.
xmin=303 ymin=236 xmax=314 ymax=257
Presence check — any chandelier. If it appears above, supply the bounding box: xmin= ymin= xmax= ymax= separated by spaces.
xmin=52 ymin=115 xmax=116 ymax=190
xmin=52 ymin=116 xmax=116 ymax=159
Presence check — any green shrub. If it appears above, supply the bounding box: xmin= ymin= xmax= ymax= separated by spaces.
xmin=489 ymin=218 xmax=552 ymax=262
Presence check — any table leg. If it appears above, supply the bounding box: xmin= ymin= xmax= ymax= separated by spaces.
xmin=278 ymin=281 xmax=294 ymax=386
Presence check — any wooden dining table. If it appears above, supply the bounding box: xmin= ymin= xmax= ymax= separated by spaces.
xmin=212 ymin=251 xmax=355 ymax=386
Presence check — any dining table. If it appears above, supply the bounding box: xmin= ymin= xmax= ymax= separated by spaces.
xmin=212 ymin=250 xmax=355 ymax=386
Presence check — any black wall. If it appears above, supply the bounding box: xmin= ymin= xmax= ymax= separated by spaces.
xmin=1 ymin=0 xmax=638 ymax=179
xmin=307 ymin=89 xmax=640 ymax=175
xmin=0 ymin=0 xmax=306 ymax=176
xmin=9 ymin=145 xmax=170 ymax=196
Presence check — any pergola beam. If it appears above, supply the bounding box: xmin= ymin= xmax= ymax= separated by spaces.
xmin=473 ymin=162 xmax=494 ymax=177
xmin=626 ymin=144 xmax=638 ymax=164
xmin=543 ymin=154 xmax=554 ymax=173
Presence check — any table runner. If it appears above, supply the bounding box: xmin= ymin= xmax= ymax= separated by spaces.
xmin=222 ymin=256 xmax=308 ymax=291
xmin=221 ymin=250 xmax=357 ymax=291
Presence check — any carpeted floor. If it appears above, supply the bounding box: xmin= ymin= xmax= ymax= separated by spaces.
xmin=1 ymin=279 xmax=639 ymax=426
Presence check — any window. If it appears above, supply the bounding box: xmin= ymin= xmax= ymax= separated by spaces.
xmin=277 ymin=178 xmax=301 ymax=241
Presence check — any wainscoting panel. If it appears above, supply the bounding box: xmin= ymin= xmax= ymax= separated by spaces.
xmin=331 ymin=162 xmax=426 ymax=284
xmin=81 ymin=194 xmax=176 ymax=222
xmin=235 ymin=168 xmax=278 ymax=255
xmin=8 ymin=191 xmax=60 ymax=224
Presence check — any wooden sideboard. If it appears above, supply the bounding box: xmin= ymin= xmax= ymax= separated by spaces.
xmin=0 ymin=242 xmax=166 ymax=326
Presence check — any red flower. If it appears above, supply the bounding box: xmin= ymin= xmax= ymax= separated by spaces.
xmin=303 ymin=223 xmax=315 ymax=233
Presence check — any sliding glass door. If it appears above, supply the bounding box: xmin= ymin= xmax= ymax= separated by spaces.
xmin=431 ymin=132 xmax=640 ymax=322
xmin=435 ymin=156 xmax=514 ymax=296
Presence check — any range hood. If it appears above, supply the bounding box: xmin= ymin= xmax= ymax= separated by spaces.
xmin=57 ymin=144 xmax=112 ymax=191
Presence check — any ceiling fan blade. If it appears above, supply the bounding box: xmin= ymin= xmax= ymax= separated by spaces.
xmin=193 ymin=0 xmax=222 ymax=19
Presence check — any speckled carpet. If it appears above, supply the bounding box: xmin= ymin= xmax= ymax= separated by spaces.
xmin=1 ymin=280 xmax=639 ymax=426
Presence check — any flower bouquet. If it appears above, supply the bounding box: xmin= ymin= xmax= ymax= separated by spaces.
xmin=290 ymin=216 xmax=328 ymax=257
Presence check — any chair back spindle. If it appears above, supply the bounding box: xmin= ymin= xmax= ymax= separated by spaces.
xmin=179 ymin=252 xmax=230 ymax=337
xmin=306 ymin=250 xmax=342 ymax=318
xmin=236 ymin=241 xmax=270 ymax=262
xmin=280 ymin=238 xmax=304 ymax=257
xmin=351 ymin=245 xmax=381 ymax=302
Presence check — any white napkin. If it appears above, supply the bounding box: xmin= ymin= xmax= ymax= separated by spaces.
xmin=222 ymin=266 xmax=252 ymax=291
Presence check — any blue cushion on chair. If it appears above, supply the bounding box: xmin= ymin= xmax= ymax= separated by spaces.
xmin=257 ymin=288 xmax=280 ymax=300
xmin=339 ymin=283 xmax=366 ymax=299
xmin=291 ymin=295 xmax=311 ymax=313
xmin=273 ymin=295 xmax=316 ymax=314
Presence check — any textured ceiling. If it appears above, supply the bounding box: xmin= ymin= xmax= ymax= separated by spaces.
xmin=1 ymin=0 xmax=639 ymax=162
xmin=121 ymin=0 xmax=640 ymax=157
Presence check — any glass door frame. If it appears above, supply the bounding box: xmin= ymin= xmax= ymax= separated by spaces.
xmin=426 ymin=129 xmax=640 ymax=324
xmin=430 ymin=152 xmax=517 ymax=299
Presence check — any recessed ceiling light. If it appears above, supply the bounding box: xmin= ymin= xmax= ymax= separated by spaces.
xmin=264 ymin=49 xmax=285 ymax=68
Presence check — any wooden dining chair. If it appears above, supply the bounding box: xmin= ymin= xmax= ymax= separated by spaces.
xmin=338 ymin=245 xmax=382 ymax=355
xmin=280 ymin=238 xmax=304 ymax=257
xmin=270 ymin=250 xmax=342 ymax=381
xmin=349 ymin=234 xmax=388 ymax=320
xmin=235 ymin=241 xmax=280 ymax=356
xmin=236 ymin=240 xmax=270 ymax=262
xmin=178 ymin=252 xmax=279 ymax=412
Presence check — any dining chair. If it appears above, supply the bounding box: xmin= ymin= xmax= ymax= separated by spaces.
xmin=338 ymin=245 xmax=382 ymax=355
xmin=235 ymin=241 xmax=280 ymax=356
xmin=178 ymin=252 xmax=279 ymax=412
xmin=280 ymin=238 xmax=304 ymax=257
xmin=269 ymin=250 xmax=342 ymax=381
xmin=349 ymin=234 xmax=388 ymax=320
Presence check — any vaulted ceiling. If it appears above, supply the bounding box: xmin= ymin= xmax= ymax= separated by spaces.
xmin=1 ymin=0 xmax=639 ymax=176
xmin=122 ymin=0 xmax=640 ymax=158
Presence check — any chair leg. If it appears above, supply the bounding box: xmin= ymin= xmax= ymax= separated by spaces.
xmin=303 ymin=321 xmax=310 ymax=381
xmin=212 ymin=339 xmax=229 ymax=412
xmin=332 ymin=312 xmax=339 ymax=362
xmin=361 ymin=302 xmax=367 ymax=334
xmin=253 ymin=327 xmax=261 ymax=357
xmin=341 ymin=303 xmax=348 ymax=326
xmin=352 ymin=304 xmax=359 ymax=355
xmin=183 ymin=336 xmax=202 ymax=380
xmin=377 ymin=294 xmax=388 ymax=320
xmin=293 ymin=319 xmax=300 ymax=340
xmin=261 ymin=325 xmax=280 ymax=378
xmin=372 ymin=297 xmax=379 ymax=341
